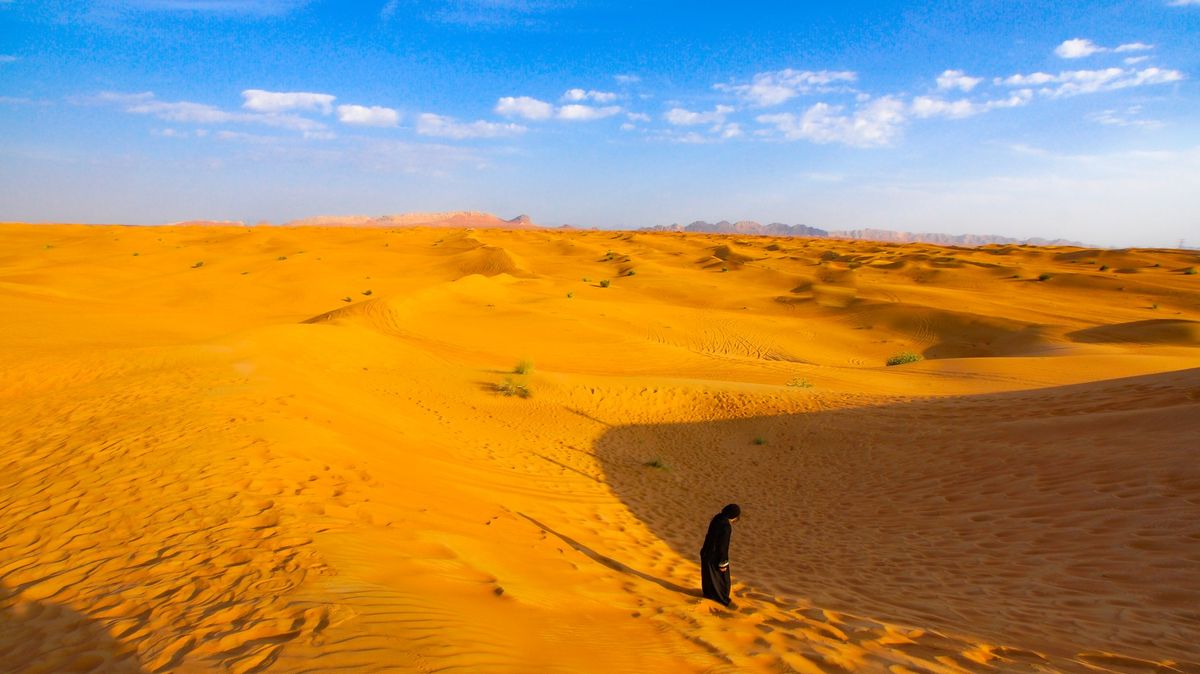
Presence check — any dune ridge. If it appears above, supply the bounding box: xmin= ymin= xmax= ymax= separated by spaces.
xmin=1 ymin=223 xmax=1197 ymax=672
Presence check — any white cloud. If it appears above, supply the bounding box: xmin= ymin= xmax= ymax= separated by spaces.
xmin=88 ymin=91 xmax=325 ymax=132
xmin=1124 ymin=56 xmax=1151 ymax=65
xmin=714 ymin=69 xmax=858 ymax=107
xmin=626 ymin=112 xmax=651 ymax=122
xmin=1088 ymin=105 xmax=1162 ymax=128
xmin=996 ymin=72 xmax=1057 ymax=86
xmin=911 ymin=90 xmax=1032 ymax=119
xmin=562 ymin=88 xmax=618 ymax=103
xmin=1055 ymin=38 xmax=1105 ymax=58
xmin=495 ymin=95 xmax=554 ymax=120
xmin=936 ymin=69 xmax=983 ymax=92
xmin=557 ymin=104 xmax=622 ymax=121
xmin=415 ymin=112 xmax=525 ymax=139
xmin=1055 ymin=38 xmax=1155 ymax=59
xmin=336 ymin=104 xmax=400 ymax=127
xmin=720 ymin=123 xmax=743 ymax=139
xmin=997 ymin=67 xmax=1183 ymax=97
xmin=241 ymin=89 xmax=334 ymax=114
xmin=756 ymin=96 xmax=906 ymax=147
xmin=614 ymin=74 xmax=641 ymax=84
xmin=664 ymin=104 xmax=733 ymax=126
xmin=0 ymin=55 xmax=18 ymax=64
xmin=1168 ymin=0 xmax=1200 ymax=5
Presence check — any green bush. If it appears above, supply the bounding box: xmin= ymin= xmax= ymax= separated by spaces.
xmin=362 ymin=289 xmax=372 ymax=296
xmin=191 ymin=261 xmax=204 ymax=268
xmin=496 ymin=378 xmax=531 ymax=398
xmin=1099 ymin=264 xmax=1109 ymax=271
xmin=1037 ymin=273 xmax=1052 ymax=282
xmin=1185 ymin=267 xmax=1196 ymax=275
xmin=514 ymin=359 xmax=533 ymax=375
xmin=887 ymin=352 xmax=923 ymax=366
xmin=786 ymin=377 xmax=813 ymax=388
xmin=752 ymin=437 xmax=766 ymax=446
xmin=643 ymin=457 xmax=668 ymax=470
xmin=599 ymin=279 xmax=611 ymax=288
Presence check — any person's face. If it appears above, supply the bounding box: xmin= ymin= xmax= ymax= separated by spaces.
xmin=729 ymin=517 xmax=739 ymax=525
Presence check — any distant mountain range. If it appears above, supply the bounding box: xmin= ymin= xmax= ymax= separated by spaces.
xmin=283 ymin=211 xmax=536 ymax=229
xmin=642 ymin=220 xmax=1085 ymax=247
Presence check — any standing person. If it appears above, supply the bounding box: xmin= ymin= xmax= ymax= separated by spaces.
xmin=699 ymin=503 xmax=740 ymax=607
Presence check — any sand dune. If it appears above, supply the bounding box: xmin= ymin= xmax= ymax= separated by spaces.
xmin=1 ymin=223 xmax=1198 ymax=673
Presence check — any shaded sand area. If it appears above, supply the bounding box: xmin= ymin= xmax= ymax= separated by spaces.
xmin=2 ymin=223 xmax=1198 ymax=673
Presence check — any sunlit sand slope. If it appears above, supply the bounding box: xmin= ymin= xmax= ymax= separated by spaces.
xmin=1 ymin=223 xmax=1198 ymax=673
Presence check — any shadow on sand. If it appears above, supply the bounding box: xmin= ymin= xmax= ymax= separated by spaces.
xmin=589 ymin=368 xmax=1200 ymax=664
xmin=1 ymin=586 xmax=146 ymax=673
xmin=518 ymin=513 xmax=702 ymax=599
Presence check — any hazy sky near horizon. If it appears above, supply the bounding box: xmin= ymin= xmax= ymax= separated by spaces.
xmin=1 ymin=1 xmax=1198 ymax=246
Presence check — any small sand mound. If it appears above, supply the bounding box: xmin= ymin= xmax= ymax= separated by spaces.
xmin=711 ymin=244 xmax=756 ymax=264
xmin=845 ymin=304 xmax=1055 ymax=358
xmin=1069 ymin=320 xmax=1200 ymax=346
xmin=446 ymin=244 xmax=531 ymax=278
xmin=302 ymin=298 xmax=408 ymax=334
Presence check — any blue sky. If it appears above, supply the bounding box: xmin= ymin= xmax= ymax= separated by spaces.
xmin=1 ymin=1 xmax=1197 ymax=246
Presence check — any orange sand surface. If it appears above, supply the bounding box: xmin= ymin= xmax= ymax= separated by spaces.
xmin=1 ymin=223 xmax=1198 ymax=673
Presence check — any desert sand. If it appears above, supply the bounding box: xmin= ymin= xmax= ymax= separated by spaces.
xmin=1 ymin=222 xmax=1198 ymax=673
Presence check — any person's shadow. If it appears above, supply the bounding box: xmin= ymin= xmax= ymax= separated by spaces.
xmin=1 ymin=589 xmax=146 ymax=674
xmin=518 ymin=512 xmax=703 ymax=599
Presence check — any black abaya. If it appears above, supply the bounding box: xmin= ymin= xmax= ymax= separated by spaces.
xmin=699 ymin=513 xmax=732 ymax=606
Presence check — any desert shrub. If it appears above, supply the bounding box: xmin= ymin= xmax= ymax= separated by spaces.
xmin=599 ymin=279 xmax=611 ymax=288
xmin=721 ymin=266 xmax=729 ymax=273
xmin=1185 ymin=267 xmax=1196 ymax=275
xmin=1037 ymin=273 xmax=1052 ymax=282
xmin=362 ymin=289 xmax=373 ymax=296
xmin=643 ymin=457 xmax=668 ymax=470
xmin=514 ymin=359 xmax=533 ymax=375
xmin=1099 ymin=265 xmax=1110 ymax=271
xmin=496 ymin=378 xmax=531 ymax=398
xmin=626 ymin=269 xmax=636 ymax=276
xmin=191 ymin=261 xmax=204 ymax=268
xmin=582 ymin=277 xmax=590 ymax=282
xmin=787 ymin=377 xmax=813 ymax=388
xmin=1151 ymin=303 xmax=1158 ymax=310
xmin=752 ymin=437 xmax=766 ymax=446
xmin=566 ymin=291 xmax=574 ymax=298
xmin=278 ymin=256 xmax=287 ymax=261
xmin=342 ymin=296 xmax=352 ymax=302
xmin=887 ymin=352 xmax=923 ymax=366
xmin=132 ymin=252 xmax=139 ymax=256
